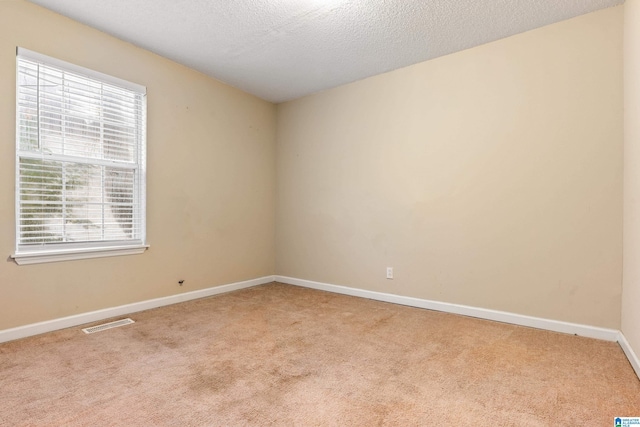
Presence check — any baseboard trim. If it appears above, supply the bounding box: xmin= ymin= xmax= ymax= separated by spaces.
xmin=0 ymin=275 xmax=276 ymax=344
xmin=276 ymin=275 xmax=620 ymax=342
xmin=618 ymin=331 xmax=640 ymax=379
xmin=3 ymin=274 xmax=638 ymax=380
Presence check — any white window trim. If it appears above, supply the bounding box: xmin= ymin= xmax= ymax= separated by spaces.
xmin=12 ymin=48 xmax=148 ymax=265
xmin=11 ymin=244 xmax=149 ymax=265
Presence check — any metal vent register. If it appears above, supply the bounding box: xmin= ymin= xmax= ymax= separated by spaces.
xmin=82 ymin=318 xmax=135 ymax=334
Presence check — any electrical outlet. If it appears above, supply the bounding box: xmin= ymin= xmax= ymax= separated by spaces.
xmin=386 ymin=267 xmax=393 ymax=279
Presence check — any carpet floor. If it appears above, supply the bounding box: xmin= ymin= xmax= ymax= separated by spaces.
xmin=0 ymin=282 xmax=639 ymax=426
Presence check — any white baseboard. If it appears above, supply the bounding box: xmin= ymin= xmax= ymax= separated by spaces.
xmin=277 ymin=276 xmax=640 ymax=379
xmin=618 ymin=331 xmax=640 ymax=379
xmin=4 ymin=273 xmax=637 ymax=380
xmin=0 ymin=275 xmax=276 ymax=344
xmin=276 ymin=275 xmax=620 ymax=342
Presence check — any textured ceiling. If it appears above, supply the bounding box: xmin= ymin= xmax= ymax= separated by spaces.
xmin=27 ymin=0 xmax=622 ymax=103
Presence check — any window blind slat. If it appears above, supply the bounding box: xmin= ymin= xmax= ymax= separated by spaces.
xmin=16 ymin=53 xmax=146 ymax=250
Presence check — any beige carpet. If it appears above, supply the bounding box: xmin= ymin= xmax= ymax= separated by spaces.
xmin=0 ymin=282 xmax=638 ymax=426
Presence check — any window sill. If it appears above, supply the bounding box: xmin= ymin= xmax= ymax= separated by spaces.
xmin=11 ymin=245 xmax=149 ymax=265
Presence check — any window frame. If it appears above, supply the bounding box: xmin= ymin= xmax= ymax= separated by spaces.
xmin=11 ymin=48 xmax=148 ymax=265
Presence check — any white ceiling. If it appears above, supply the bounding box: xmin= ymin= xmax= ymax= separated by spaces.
xmin=28 ymin=0 xmax=622 ymax=103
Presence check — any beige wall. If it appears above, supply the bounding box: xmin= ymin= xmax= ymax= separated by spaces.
xmin=0 ymin=2 xmax=628 ymax=335
xmin=276 ymin=7 xmax=623 ymax=328
xmin=623 ymin=0 xmax=640 ymax=359
xmin=0 ymin=1 xmax=277 ymax=330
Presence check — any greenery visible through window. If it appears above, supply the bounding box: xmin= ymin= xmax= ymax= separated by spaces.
xmin=15 ymin=49 xmax=146 ymax=259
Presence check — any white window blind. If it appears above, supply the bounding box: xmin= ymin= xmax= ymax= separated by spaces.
xmin=14 ymin=48 xmax=147 ymax=263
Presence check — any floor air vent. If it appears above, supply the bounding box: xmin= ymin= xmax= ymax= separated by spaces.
xmin=82 ymin=318 xmax=135 ymax=334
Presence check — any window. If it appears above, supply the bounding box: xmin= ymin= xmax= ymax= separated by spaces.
xmin=12 ymin=48 xmax=147 ymax=265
